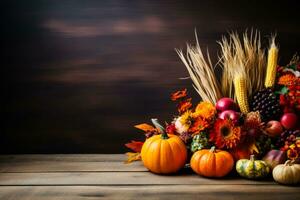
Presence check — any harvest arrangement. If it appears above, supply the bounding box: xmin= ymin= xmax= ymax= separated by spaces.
xmin=125 ymin=30 xmax=300 ymax=185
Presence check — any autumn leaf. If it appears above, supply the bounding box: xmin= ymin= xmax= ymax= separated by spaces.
xmin=248 ymin=142 xmax=259 ymax=154
xmin=125 ymin=140 xmax=144 ymax=152
xmin=134 ymin=123 xmax=155 ymax=132
xmin=124 ymin=152 xmax=141 ymax=164
xmin=178 ymin=98 xmax=192 ymax=113
xmin=171 ymin=88 xmax=187 ymax=101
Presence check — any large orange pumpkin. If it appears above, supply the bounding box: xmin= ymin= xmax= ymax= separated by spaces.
xmin=141 ymin=120 xmax=187 ymax=174
xmin=190 ymin=146 xmax=234 ymax=177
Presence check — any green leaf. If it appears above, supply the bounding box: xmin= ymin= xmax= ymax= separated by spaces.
xmin=287 ymin=64 xmax=297 ymax=71
xmin=275 ymin=86 xmax=288 ymax=95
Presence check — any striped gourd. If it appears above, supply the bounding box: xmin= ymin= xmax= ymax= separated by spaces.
xmin=264 ymin=38 xmax=278 ymax=88
xmin=234 ymin=75 xmax=249 ymax=114
xmin=236 ymin=155 xmax=270 ymax=179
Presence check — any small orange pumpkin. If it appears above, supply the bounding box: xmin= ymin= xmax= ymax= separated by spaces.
xmin=141 ymin=119 xmax=187 ymax=174
xmin=190 ymin=146 xmax=234 ymax=177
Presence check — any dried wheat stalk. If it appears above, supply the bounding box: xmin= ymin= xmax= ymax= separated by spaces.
xmin=219 ymin=30 xmax=266 ymax=99
xmin=175 ymin=32 xmax=222 ymax=104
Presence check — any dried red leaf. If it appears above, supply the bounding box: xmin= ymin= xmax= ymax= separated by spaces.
xmin=171 ymin=88 xmax=187 ymax=101
xmin=125 ymin=140 xmax=144 ymax=152
xmin=178 ymin=98 xmax=192 ymax=113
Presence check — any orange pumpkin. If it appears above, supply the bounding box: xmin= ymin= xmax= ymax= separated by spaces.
xmin=141 ymin=119 xmax=187 ymax=174
xmin=190 ymin=146 xmax=234 ymax=177
xmin=141 ymin=134 xmax=187 ymax=174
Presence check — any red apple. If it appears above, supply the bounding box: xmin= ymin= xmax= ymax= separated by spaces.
xmin=218 ymin=110 xmax=240 ymax=125
xmin=265 ymin=120 xmax=283 ymax=137
xmin=280 ymin=113 xmax=298 ymax=130
xmin=216 ymin=98 xmax=238 ymax=112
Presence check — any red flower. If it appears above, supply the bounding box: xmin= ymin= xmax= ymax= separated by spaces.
xmin=166 ymin=123 xmax=176 ymax=135
xmin=279 ymin=95 xmax=288 ymax=105
xmin=210 ymin=119 xmax=241 ymax=149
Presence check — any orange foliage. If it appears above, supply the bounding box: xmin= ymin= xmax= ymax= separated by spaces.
xmin=171 ymin=89 xmax=187 ymax=101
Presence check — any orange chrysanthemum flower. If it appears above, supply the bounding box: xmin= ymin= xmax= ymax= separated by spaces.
xmin=210 ymin=119 xmax=241 ymax=149
xmin=278 ymin=74 xmax=296 ymax=86
xmin=189 ymin=117 xmax=210 ymax=136
xmin=171 ymin=89 xmax=187 ymax=101
xmin=192 ymin=101 xmax=216 ymax=120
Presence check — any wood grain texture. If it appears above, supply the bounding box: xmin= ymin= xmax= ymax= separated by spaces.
xmin=0 ymin=172 xmax=277 ymax=186
xmin=0 ymin=154 xmax=146 ymax=172
xmin=0 ymin=154 xmax=299 ymax=200
xmin=0 ymin=161 xmax=146 ymax=172
xmin=0 ymin=185 xmax=299 ymax=200
xmin=0 ymin=154 xmax=125 ymax=162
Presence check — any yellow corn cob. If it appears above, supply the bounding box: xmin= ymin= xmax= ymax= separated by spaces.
xmin=264 ymin=38 xmax=278 ymax=88
xmin=234 ymin=76 xmax=249 ymax=114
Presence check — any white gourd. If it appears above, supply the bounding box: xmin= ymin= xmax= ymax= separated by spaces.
xmin=272 ymin=160 xmax=300 ymax=185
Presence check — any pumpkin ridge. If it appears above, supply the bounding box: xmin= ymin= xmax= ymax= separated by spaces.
xmin=291 ymin=167 xmax=297 ymax=183
xmin=215 ymin=153 xmax=224 ymax=177
xmin=191 ymin=151 xmax=202 ymax=173
xmin=198 ymin=149 xmax=209 ymax=175
xmin=211 ymin=152 xmax=217 ymax=177
xmin=238 ymin=160 xmax=245 ymax=176
xmin=151 ymin=139 xmax=161 ymax=173
xmin=204 ymin=153 xmax=214 ymax=177
xmin=170 ymin=137 xmax=187 ymax=162
xmin=141 ymin=137 xmax=156 ymax=168
xmin=168 ymin=139 xmax=180 ymax=173
xmin=145 ymin=138 xmax=159 ymax=173
xmin=160 ymin=139 xmax=171 ymax=173
xmin=253 ymin=160 xmax=258 ymax=178
xmin=169 ymin=137 xmax=186 ymax=169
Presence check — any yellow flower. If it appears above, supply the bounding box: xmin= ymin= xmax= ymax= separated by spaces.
xmin=192 ymin=101 xmax=216 ymax=120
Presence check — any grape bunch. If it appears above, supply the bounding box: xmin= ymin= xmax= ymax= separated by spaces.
xmin=250 ymin=88 xmax=282 ymax=122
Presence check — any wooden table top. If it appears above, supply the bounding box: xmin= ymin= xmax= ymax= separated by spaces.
xmin=0 ymin=154 xmax=299 ymax=200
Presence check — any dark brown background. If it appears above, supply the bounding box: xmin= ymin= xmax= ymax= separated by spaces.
xmin=2 ymin=0 xmax=300 ymax=153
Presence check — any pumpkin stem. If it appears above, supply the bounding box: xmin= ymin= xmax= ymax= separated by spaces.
xmin=209 ymin=146 xmax=216 ymax=153
xmin=151 ymin=118 xmax=168 ymax=139
xmin=284 ymin=160 xmax=293 ymax=166
xmin=250 ymin=155 xmax=255 ymax=161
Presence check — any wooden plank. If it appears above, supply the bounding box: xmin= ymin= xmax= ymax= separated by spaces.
xmin=0 ymin=154 xmax=125 ymax=162
xmin=0 ymin=185 xmax=299 ymax=200
xmin=0 ymin=154 xmax=145 ymax=172
xmin=0 ymin=172 xmax=276 ymax=186
xmin=0 ymin=161 xmax=146 ymax=172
